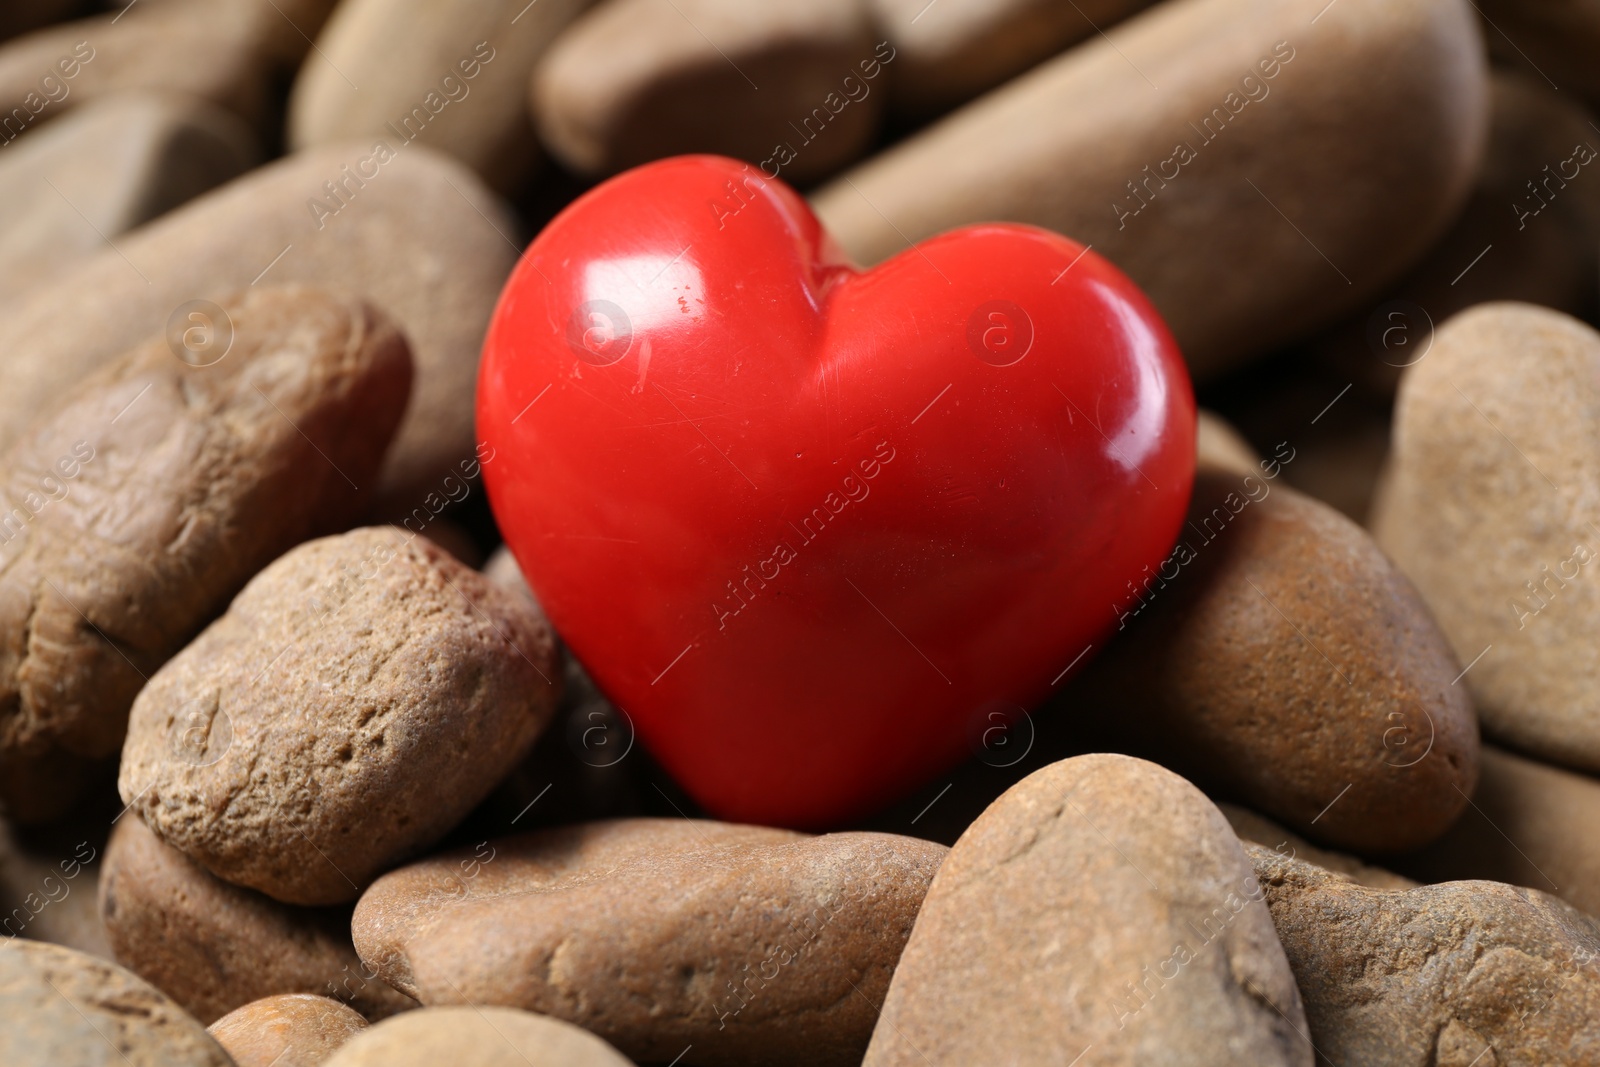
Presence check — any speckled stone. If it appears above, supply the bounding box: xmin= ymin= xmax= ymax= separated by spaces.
xmin=209 ymin=994 xmax=368 ymax=1067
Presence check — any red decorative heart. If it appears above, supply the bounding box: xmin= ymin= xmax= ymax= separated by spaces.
xmin=479 ymin=155 xmax=1195 ymax=828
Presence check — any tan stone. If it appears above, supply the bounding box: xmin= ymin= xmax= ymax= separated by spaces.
xmin=864 ymin=754 xmax=1311 ymax=1066
xmin=1067 ymin=470 xmax=1478 ymax=853
xmin=209 ymin=994 xmax=368 ymax=1067
xmin=0 ymin=286 xmax=412 ymax=820
xmin=1250 ymin=842 xmax=1600 ymax=1066
xmin=353 ymin=819 xmax=944 ymax=1067
xmin=869 ymin=0 xmax=1155 ymax=114
xmin=0 ymin=92 xmax=255 ymax=300
xmin=533 ymin=0 xmax=880 ymax=182
xmin=101 ymin=816 xmax=414 ymax=1024
xmin=1197 ymin=408 xmax=1260 ymax=474
xmin=0 ymin=938 xmax=231 ymax=1066
xmin=1219 ymin=802 xmax=1417 ymax=891
xmin=1373 ymin=303 xmax=1600 ymax=772
xmin=324 ymin=1006 xmax=634 ymax=1067
xmin=812 ymin=0 xmax=1488 ymax=379
xmin=120 ymin=527 xmax=560 ymax=905
xmin=0 ymin=0 xmax=338 ymax=137
xmin=0 ymin=142 xmax=517 ymax=511
xmin=1401 ymin=746 xmax=1600 ymax=920
xmin=291 ymin=0 xmax=590 ymax=192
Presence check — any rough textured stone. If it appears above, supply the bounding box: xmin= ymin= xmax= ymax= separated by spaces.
xmin=533 ymin=0 xmax=879 ymax=182
xmin=1400 ymin=745 xmax=1600 ymax=921
xmin=1311 ymin=72 xmax=1600 ymax=399
xmin=1066 ymin=470 xmax=1478 ymax=853
xmin=324 ymin=1006 xmax=634 ymax=1066
xmin=291 ymin=0 xmax=589 ymax=192
xmin=1373 ymin=303 xmax=1600 ymax=773
xmin=353 ymin=819 xmax=944 ymax=1067
xmin=0 ymin=938 xmax=232 ymax=1065
xmin=869 ymin=0 xmax=1155 ymax=114
xmin=1220 ymin=802 xmax=1417 ymax=891
xmin=0 ymin=813 xmax=108 ymax=955
xmin=813 ymin=0 xmax=1488 ymax=378
xmin=0 ymin=286 xmax=411 ymax=821
xmin=0 ymin=0 xmax=338 ymax=137
xmin=1250 ymin=842 xmax=1600 ymax=1066
xmin=119 ymin=526 xmax=560 ymax=906
xmin=0 ymin=142 xmax=517 ymax=513
xmin=100 ymin=816 xmax=414 ymax=1023
xmin=863 ymin=754 xmax=1311 ymax=1066
xmin=209 ymin=994 xmax=368 ymax=1067
xmin=0 ymin=92 xmax=255 ymax=300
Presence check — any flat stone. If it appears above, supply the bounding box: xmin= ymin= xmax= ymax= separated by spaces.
xmin=1066 ymin=470 xmax=1478 ymax=853
xmin=863 ymin=754 xmax=1311 ymax=1066
xmin=120 ymin=527 xmax=560 ymax=905
xmin=0 ymin=938 xmax=231 ymax=1066
xmin=813 ymin=0 xmax=1488 ymax=379
xmin=101 ymin=815 xmax=415 ymax=1023
xmin=353 ymin=818 xmax=945 ymax=1066
xmin=290 ymin=0 xmax=589 ymax=192
xmin=1373 ymin=303 xmax=1600 ymax=772
xmin=0 ymin=142 xmax=517 ymax=512
xmin=209 ymin=994 xmax=369 ymax=1067
xmin=533 ymin=0 xmax=880 ymax=182
xmin=1250 ymin=842 xmax=1600 ymax=1066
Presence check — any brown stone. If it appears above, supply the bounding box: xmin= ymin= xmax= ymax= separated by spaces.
xmin=324 ymin=1006 xmax=634 ymax=1066
xmin=1478 ymin=0 xmax=1600 ymax=113
xmin=868 ymin=0 xmax=1155 ymax=114
xmin=1400 ymin=745 xmax=1600 ymax=921
xmin=0 ymin=0 xmax=338 ymax=138
xmin=533 ymin=0 xmax=881 ymax=182
xmin=1220 ymin=802 xmax=1417 ymax=891
xmin=353 ymin=818 xmax=945 ymax=1067
xmin=209 ymin=994 xmax=369 ymax=1067
xmin=0 ymin=286 xmax=412 ymax=821
xmin=0 ymin=142 xmax=518 ymax=513
xmin=0 ymin=92 xmax=255 ymax=301
xmin=864 ymin=754 xmax=1310 ymax=1066
xmin=812 ymin=0 xmax=1488 ymax=379
xmin=100 ymin=815 xmax=414 ymax=1024
xmin=1372 ymin=303 xmax=1600 ymax=773
xmin=119 ymin=527 xmax=560 ymax=905
xmin=291 ymin=0 xmax=590 ymax=192
xmin=0 ymin=938 xmax=231 ymax=1065
xmin=1066 ymin=470 xmax=1478 ymax=853
xmin=1249 ymin=842 xmax=1600 ymax=1066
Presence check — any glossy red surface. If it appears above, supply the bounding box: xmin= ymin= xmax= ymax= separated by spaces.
xmin=479 ymin=155 xmax=1195 ymax=828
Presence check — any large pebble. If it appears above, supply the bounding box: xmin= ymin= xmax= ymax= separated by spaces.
xmin=1219 ymin=802 xmax=1417 ymax=891
xmin=1250 ymin=842 xmax=1600 ymax=1066
xmin=869 ymin=0 xmax=1154 ymax=114
xmin=0 ymin=938 xmax=231 ymax=1066
xmin=863 ymin=754 xmax=1310 ymax=1066
xmin=812 ymin=0 xmax=1488 ymax=378
xmin=120 ymin=527 xmax=560 ymax=905
xmin=100 ymin=815 xmax=414 ymax=1022
xmin=1311 ymin=72 xmax=1600 ymax=398
xmin=209 ymin=994 xmax=369 ymax=1067
xmin=0 ymin=286 xmax=411 ymax=820
xmin=1401 ymin=745 xmax=1600 ymax=920
xmin=0 ymin=0 xmax=336 ymax=135
xmin=353 ymin=818 xmax=944 ymax=1067
xmin=1373 ymin=303 xmax=1600 ymax=772
xmin=1065 ymin=469 xmax=1478 ymax=852
xmin=0 ymin=92 xmax=254 ymax=298
xmin=533 ymin=0 xmax=879 ymax=182
xmin=0 ymin=142 xmax=515 ymax=510
xmin=324 ymin=1006 xmax=633 ymax=1067
xmin=290 ymin=0 xmax=589 ymax=192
